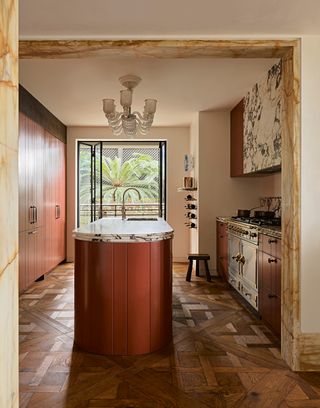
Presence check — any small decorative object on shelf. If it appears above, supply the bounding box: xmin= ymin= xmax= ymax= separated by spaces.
xmin=178 ymin=187 xmax=198 ymax=192
xmin=184 ymin=154 xmax=194 ymax=172
xmin=183 ymin=176 xmax=195 ymax=189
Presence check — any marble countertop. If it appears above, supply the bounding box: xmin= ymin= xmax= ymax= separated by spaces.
xmin=216 ymin=216 xmax=232 ymax=223
xmin=258 ymin=225 xmax=281 ymax=239
xmin=73 ymin=217 xmax=174 ymax=243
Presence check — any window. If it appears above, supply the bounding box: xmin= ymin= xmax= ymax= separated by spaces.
xmin=77 ymin=141 xmax=167 ymax=227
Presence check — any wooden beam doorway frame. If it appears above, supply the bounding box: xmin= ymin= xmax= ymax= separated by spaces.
xmin=19 ymin=39 xmax=301 ymax=370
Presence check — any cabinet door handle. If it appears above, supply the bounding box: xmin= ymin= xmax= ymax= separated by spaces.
xmin=268 ymin=294 xmax=277 ymax=298
xmin=34 ymin=206 xmax=38 ymax=223
xmin=28 ymin=229 xmax=37 ymax=235
xmin=55 ymin=204 xmax=61 ymax=219
xmin=29 ymin=206 xmax=34 ymax=224
xmin=268 ymin=239 xmax=277 ymax=244
xmin=268 ymin=258 xmax=277 ymax=263
xmin=232 ymin=254 xmax=241 ymax=262
xmin=239 ymin=255 xmax=245 ymax=265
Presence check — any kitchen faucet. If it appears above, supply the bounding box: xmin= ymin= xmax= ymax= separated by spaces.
xmin=121 ymin=188 xmax=142 ymax=220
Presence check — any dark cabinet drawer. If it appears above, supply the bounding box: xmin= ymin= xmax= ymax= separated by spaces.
xmin=258 ymin=248 xmax=281 ymax=337
xmin=258 ymin=252 xmax=281 ymax=297
xmin=216 ymin=220 xmax=228 ymax=280
xmin=259 ymin=234 xmax=281 ymax=258
xmin=259 ymin=290 xmax=281 ymax=337
xmin=218 ymin=221 xmax=228 ymax=235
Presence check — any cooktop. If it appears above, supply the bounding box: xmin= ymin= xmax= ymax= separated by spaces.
xmin=231 ymin=216 xmax=281 ymax=227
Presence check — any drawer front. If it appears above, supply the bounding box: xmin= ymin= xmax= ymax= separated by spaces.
xmin=241 ymin=281 xmax=258 ymax=311
xmin=228 ymin=269 xmax=241 ymax=293
xmin=260 ymin=234 xmax=281 ymax=258
xmin=259 ymin=289 xmax=281 ymax=336
xmin=258 ymin=252 xmax=281 ymax=297
xmin=217 ymin=221 xmax=228 ymax=236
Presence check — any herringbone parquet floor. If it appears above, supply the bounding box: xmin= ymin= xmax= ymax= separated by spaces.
xmin=19 ymin=263 xmax=320 ymax=407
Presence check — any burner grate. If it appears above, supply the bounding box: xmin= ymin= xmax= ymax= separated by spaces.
xmin=231 ymin=216 xmax=281 ymax=227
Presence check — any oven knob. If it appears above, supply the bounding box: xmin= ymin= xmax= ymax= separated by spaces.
xmin=250 ymin=232 xmax=257 ymax=238
xmin=243 ymin=231 xmax=249 ymax=235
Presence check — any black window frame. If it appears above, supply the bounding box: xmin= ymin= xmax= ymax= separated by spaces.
xmin=77 ymin=140 xmax=167 ymax=227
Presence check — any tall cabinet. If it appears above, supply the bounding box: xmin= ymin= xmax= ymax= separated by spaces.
xmin=19 ymin=112 xmax=66 ymax=293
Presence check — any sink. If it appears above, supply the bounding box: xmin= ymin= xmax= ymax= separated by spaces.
xmin=126 ymin=217 xmax=158 ymax=221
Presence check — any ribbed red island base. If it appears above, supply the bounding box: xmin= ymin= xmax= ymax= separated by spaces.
xmin=74 ymin=239 xmax=172 ymax=355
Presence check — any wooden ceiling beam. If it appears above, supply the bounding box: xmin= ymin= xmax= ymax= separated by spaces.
xmin=19 ymin=39 xmax=296 ymax=59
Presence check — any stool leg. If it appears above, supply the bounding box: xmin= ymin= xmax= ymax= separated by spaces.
xmin=196 ymin=260 xmax=200 ymax=277
xmin=204 ymin=260 xmax=211 ymax=282
xmin=186 ymin=260 xmax=193 ymax=282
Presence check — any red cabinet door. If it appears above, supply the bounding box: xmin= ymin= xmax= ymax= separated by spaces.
xmin=19 ymin=113 xmax=28 ymax=233
xmin=216 ymin=221 xmax=228 ymax=280
xmin=44 ymin=133 xmax=66 ymax=269
xmin=26 ymin=116 xmax=36 ymax=229
xmin=34 ymin=121 xmax=44 ymax=228
xmin=258 ymin=250 xmax=281 ymax=336
xmin=19 ymin=232 xmax=27 ymax=293
xmin=57 ymin=140 xmax=66 ymax=263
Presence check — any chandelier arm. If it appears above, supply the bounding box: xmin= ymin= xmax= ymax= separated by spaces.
xmin=136 ymin=116 xmax=153 ymax=132
xmin=132 ymin=111 xmax=154 ymax=123
xmin=106 ymin=112 xmax=122 ymax=124
xmin=111 ymin=123 xmax=124 ymax=133
xmin=133 ymin=112 xmax=154 ymax=130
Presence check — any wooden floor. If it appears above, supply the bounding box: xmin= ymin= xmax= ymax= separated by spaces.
xmin=19 ymin=263 xmax=320 ymax=407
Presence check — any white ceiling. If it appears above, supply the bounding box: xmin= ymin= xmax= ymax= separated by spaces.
xmin=19 ymin=0 xmax=320 ymax=38
xmin=20 ymin=58 xmax=277 ymax=126
xmin=20 ymin=0 xmax=295 ymax=126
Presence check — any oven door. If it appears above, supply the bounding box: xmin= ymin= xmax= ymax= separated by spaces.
xmin=228 ymin=233 xmax=241 ymax=276
xmin=241 ymin=240 xmax=258 ymax=290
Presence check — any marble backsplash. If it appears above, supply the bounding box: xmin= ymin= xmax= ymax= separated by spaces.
xmin=243 ymin=60 xmax=282 ymax=173
xmin=259 ymin=196 xmax=282 ymax=218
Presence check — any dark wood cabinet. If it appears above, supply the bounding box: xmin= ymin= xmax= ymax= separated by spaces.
xmin=19 ymin=232 xmax=27 ymax=292
xmin=216 ymin=220 xmax=228 ymax=280
xmin=230 ymin=99 xmax=245 ymax=177
xmin=258 ymin=234 xmax=281 ymax=337
xmin=18 ymin=112 xmax=66 ymax=293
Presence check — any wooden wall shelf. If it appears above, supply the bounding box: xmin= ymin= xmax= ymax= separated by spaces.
xmin=178 ymin=187 xmax=197 ymax=192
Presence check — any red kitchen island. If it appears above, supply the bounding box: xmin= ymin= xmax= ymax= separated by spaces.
xmin=73 ymin=217 xmax=173 ymax=356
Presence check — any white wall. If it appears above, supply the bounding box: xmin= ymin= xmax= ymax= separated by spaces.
xmin=300 ymin=36 xmax=320 ymax=333
xmin=66 ymin=126 xmax=190 ymax=262
xmin=258 ymin=173 xmax=281 ymax=197
xmin=190 ymin=111 xmax=282 ymax=273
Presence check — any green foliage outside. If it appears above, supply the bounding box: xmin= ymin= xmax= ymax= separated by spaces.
xmin=79 ymin=152 xmax=159 ymax=205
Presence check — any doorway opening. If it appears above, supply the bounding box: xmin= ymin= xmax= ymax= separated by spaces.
xmin=77 ymin=140 xmax=167 ymax=227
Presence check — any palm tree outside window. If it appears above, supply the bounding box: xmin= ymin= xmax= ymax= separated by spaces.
xmin=77 ymin=141 xmax=166 ymax=227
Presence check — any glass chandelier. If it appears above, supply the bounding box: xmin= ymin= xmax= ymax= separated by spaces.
xmin=103 ymin=74 xmax=157 ymax=138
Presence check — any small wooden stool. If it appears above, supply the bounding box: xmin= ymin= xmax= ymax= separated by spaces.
xmin=186 ymin=254 xmax=211 ymax=282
